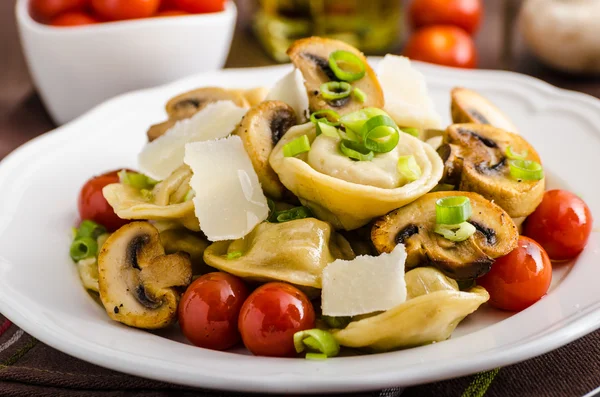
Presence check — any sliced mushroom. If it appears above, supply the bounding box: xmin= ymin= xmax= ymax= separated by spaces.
xmin=287 ymin=37 xmax=384 ymax=115
xmin=438 ymin=123 xmax=545 ymax=218
xmin=451 ymin=87 xmax=519 ymax=133
xmin=98 ymin=222 xmax=192 ymax=329
xmin=371 ymin=191 xmax=518 ymax=280
xmin=233 ymin=100 xmax=296 ymax=199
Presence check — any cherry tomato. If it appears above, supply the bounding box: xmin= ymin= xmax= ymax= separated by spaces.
xmin=91 ymin=0 xmax=160 ymax=20
xmin=478 ymin=236 xmax=552 ymax=311
xmin=159 ymin=0 xmax=178 ymax=10
xmin=155 ymin=10 xmax=190 ymax=17
xmin=78 ymin=170 xmax=130 ymax=232
xmin=178 ymin=273 xmax=249 ymax=351
xmin=238 ymin=282 xmax=315 ymax=357
xmin=409 ymin=0 xmax=483 ymax=35
xmin=524 ymin=190 xmax=593 ymax=261
xmin=403 ymin=25 xmax=477 ymax=69
xmin=30 ymin=0 xmax=88 ymax=22
xmin=51 ymin=11 xmax=99 ymax=26
xmin=173 ymin=0 xmax=226 ymax=14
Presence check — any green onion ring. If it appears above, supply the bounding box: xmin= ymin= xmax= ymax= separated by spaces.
xmin=435 ymin=196 xmax=473 ymax=225
xmin=226 ymin=251 xmax=242 ymax=260
xmin=397 ymin=155 xmax=422 ymax=182
xmin=400 ymin=127 xmax=420 ymax=138
xmin=294 ymin=329 xmax=340 ymax=359
xmin=310 ymin=110 xmax=341 ymax=126
xmin=70 ymin=237 xmax=98 ymax=262
xmin=316 ymin=122 xmax=340 ymax=138
xmin=360 ymin=115 xmax=400 ymax=153
xmin=306 ymin=353 xmax=328 ymax=360
xmin=283 ymin=135 xmax=311 ymax=157
xmin=508 ymin=159 xmax=544 ymax=180
xmin=434 ymin=222 xmax=477 ymax=242
xmin=320 ymin=81 xmax=353 ymax=101
xmin=340 ymin=139 xmax=374 ymax=161
xmin=275 ymin=206 xmax=313 ymax=223
xmin=328 ymin=50 xmax=366 ymax=82
xmin=118 ymin=169 xmax=159 ymax=190
xmin=505 ymin=146 xmax=529 ymax=160
xmin=352 ymin=88 xmax=367 ymax=103
xmin=76 ymin=220 xmax=107 ymax=240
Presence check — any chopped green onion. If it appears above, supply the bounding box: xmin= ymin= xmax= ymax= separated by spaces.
xmin=505 ymin=146 xmax=528 ymax=160
xmin=340 ymin=108 xmax=388 ymax=134
xmin=436 ymin=196 xmax=472 ymax=225
xmin=184 ymin=189 xmax=195 ymax=202
xmin=283 ymin=135 xmax=311 ymax=157
xmin=76 ymin=220 xmax=107 ymax=240
xmin=226 ymin=251 xmax=242 ymax=260
xmin=118 ymin=170 xmax=159 ymax=190
xmin=306 ymin=353 xmax=328 ymax=360
xmin=397 ymin=155 xmax=422 ymax=182
xmin=293 ymin=329 xmax=340 ymax=359
xmin=70 ymin=237 xmax=98 ymax=262
xmin=361 ymin=115 xmax=400 ymax=153
xmin=400 ymin=127 xmax=420 ymax=138
xmin=322 ymin=315 xmax=351 ymax=329
xmin=310 ymin=110 xmax=341 ymax=126
xmin=508 ymin=159 xmax=544 ymax=180
xmin=316 ymin=122 xmax=340 ymax=138
xmin=434 ymin=222 xmax=476 ymax=242
xmin=339 ymin=139 xmax=374 ymax=161
xmin=352 ymin=88 xmax=367 ymax=103
xmin=273 ymin=206 xmax=313 ymax=223
xmin=320 ymin=81 xmax=352 ymax=101
xmin=328 ymin=50 xmax=366 ymax=82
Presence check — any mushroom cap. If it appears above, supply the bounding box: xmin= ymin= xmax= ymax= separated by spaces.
xmin=451 ymin=88 xmax=519 ymax=134
xmin=438 ymin=123 xmax=545 ymax=218
xmin=98 ymin=222 xmax=192 ymax=329
xmin=371 ymin=191 xmax=518 ymax=280
xmin=287 ymin=37 xmax=384 ymax=115
xmin=233 ymin=100 xmax=297 ymax=199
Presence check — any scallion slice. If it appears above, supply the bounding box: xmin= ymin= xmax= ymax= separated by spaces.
xmin=320 ymin=81 xmax=352 ymax=101
xmin=508 ymin=159 xmax=544 ymax=180
xmin=293 ymin=329 xmax=340 ymax=359
xmin=352 ymin=88 xmax=367 ymax=103
xmin=70 ymin=237 xmax=98 ymax=262
xmin=316 ymin=122 xmax=340 ymax=138
xmin=310 ymin=110 xmax=341 ymax=126
xmin=328 ymin=50 xmax=366 ymax=82
xmin=505 ymin=146 xmax=528 ymax=160
xmin=435 ymin=196 xmax=472 ymax=225
xmin=339 ymin=139 xmax=374 ymax=161
xmin=306 ymin=353 xmax=328 ymax=360
xmin=283 ymin=135 xmax=311 ymax=157
xmin=400 ymin=127 xmax=420 ymax=138
xmin=226 ymin=251 xmax=242 ymax=260
xmin=275 ymin=206 xmax=313 ymax=223
xmin=397 ymin=155 xmax=422 ymax=182
xmin=119 ymin=170 xmax=159 ymax=190
xmin=76 ymin=220 xmax=107 ymax=240
xmin=340 ymin=108 xmax=387 ymax=135
xmin=361 ymin=115 xmax=400 ymax=153
xmin=434 ymin=222 xmax=476 ymax=242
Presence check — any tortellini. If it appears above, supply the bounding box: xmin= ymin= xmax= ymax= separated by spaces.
xmin=332 ymin=267 xmax=489 ymax=351
xmin=203 ymin=218 xmax=355 ymax=288
xmin=103 ymin=165 xmax=199 ymax=231
xmin=269 ymin=123 xmax=444 ymax=230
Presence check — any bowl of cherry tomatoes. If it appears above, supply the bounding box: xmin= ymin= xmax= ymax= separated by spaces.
xmin=16 ymin=0 xmax=236 ymax=125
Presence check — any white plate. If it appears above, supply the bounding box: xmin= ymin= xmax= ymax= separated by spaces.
xmin=0 ymin=62 xmax=599 ymax=394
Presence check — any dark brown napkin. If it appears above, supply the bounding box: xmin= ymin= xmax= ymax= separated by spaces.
xmin=1 ymin=313 xmax=598 ymax=397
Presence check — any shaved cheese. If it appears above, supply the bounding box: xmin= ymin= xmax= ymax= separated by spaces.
xmin=266 ymin=68 xmax=310 ymax=123
xmin=377 ymin=55 xmax=442 ymax=130
xmin=139 ymin=101 xmax=247 ymax=180
xmin=322 ymin=244 xmax=407 ymax=317
xmin=183 ymin=135 xmax=268 ymax=241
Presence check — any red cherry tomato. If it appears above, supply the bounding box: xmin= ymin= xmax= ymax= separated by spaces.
xmin=51 ymin=11 xmax=99 ymax=26
xmin=478 ymin=236 xmax=552 ymax=311
xmin=91 ymin=0 xmax=160 ymax=20
xmin=403 ymin=25 xmax=477 ymax=69
xmin=173 ymin=0 xmax=226 ymax=14
xmin=409 ymin=0 xmax=483 ymax=35
xmin=524 ymin=190 xmax=593 ymax=260
xmin=155 ymin=10 xmax=190 ymax=17
xmin=178 ymin=273 xmax=249 ymax=351
xmin=30 ymin=0 xmax=88 ymax=22
xmin=238 ymin=282 xmax=315 ymax=357
xmin=78 ymin=170 xmax=130 ymax=232
xmin=159 ymin=0 xmax=178 ymax=10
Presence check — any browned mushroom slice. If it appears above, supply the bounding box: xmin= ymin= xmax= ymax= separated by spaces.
xmin=287 ymin=37 xmax=384 ymax=115
xmin=372 ymin=191 xmax=518 ymax=280
xmin=451 ymin=87 xmax=519 ymax=133
xmin=98 ymin=222 xmax=192 ymax=329
xmin=438 ymin=123 xmax=545 ymax=218
xmin=233 ymin=101 xmax=296 ymax=199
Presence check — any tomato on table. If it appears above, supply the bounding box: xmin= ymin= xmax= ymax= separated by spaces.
xmin=173 ymin=0 xmax=226 ymax=14
xmin=91 ymin=0 xmax=160 ymax=20
xmin=178 ymin=272 xmax=249 ymax=351
xmin=409 ymin=0 xmax=483 ymax=35
xmin=524 ymin=190 xmax=593 ymax=261
xmin=78 ymin=169 xmax=130 ymax=232
xmin=478 ymin=236 xmax=552 ymax=311
xmin=51 ymin=12 xmax=99 ymax=26
xmin=403 ymin=25 xmax=477 ymax=69
xmin=30 ymin=0 xmax=88 ymax=22
xmin=238 ymin=282 xmax=315 ymax=357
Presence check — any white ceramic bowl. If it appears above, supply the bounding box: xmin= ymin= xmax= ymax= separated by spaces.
xmin=16 ymin=0 xmax=237 ymax=125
